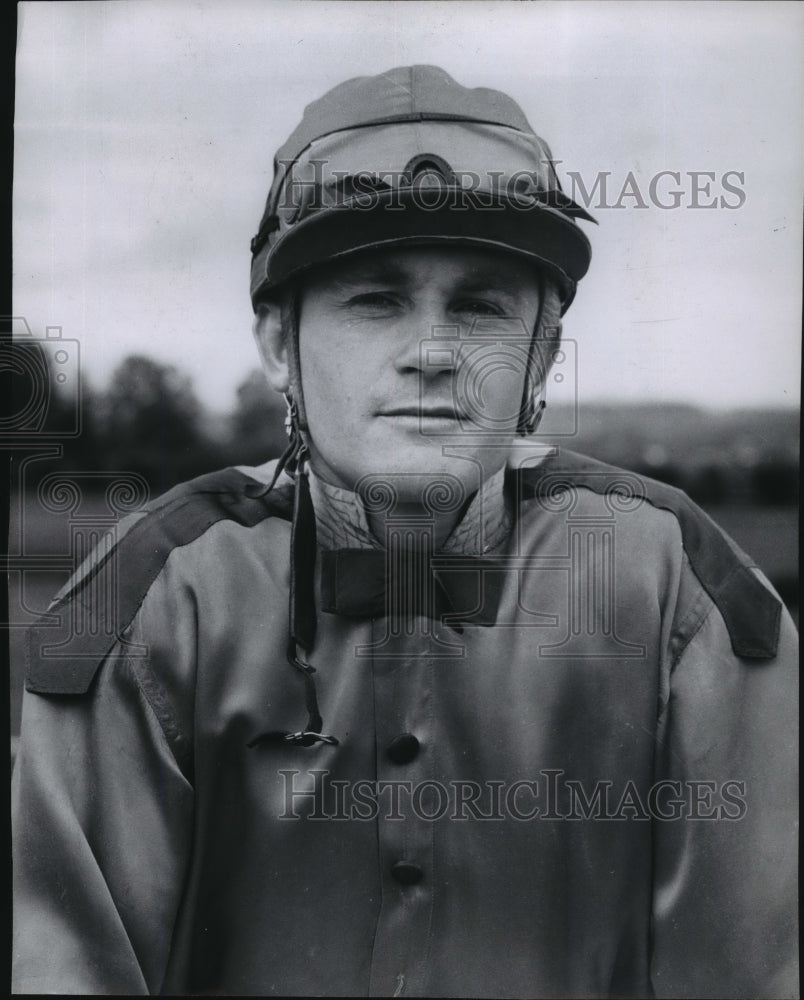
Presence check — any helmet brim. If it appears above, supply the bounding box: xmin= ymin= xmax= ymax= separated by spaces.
xmin=251 ymin=189 xmax=591 ymax=313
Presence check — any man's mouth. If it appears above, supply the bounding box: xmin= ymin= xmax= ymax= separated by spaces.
xmin=379 ymin=406 xmax=462 ymax=420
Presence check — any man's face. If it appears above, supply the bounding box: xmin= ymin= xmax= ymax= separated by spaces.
xmin=296 ymin=245 xmax=543 ymax=498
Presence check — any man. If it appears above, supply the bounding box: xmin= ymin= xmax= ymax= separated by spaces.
xmin=12 ymin=65 xmax=797 ymax=997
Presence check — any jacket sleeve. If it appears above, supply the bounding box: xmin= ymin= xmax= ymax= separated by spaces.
xmin=650 ymin=577 xmax=798 ymax=998
xmin=12 ymin=646 xmax=194 ymax=995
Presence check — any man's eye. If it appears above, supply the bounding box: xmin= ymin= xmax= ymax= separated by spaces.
xmin=347 ymin=292 xmax=399 ymax=309
xmin=454 ymin=300 xmax=504 ymax=318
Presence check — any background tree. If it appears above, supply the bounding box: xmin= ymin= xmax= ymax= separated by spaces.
xmin=98 ymin=354 xmax=224 ymax=492
xmin=226 ymin=368 xmax=287 ymax=467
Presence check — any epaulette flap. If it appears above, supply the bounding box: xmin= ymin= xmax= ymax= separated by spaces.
xmin=520 ymin=452 xmax=783 ymax=660
xmin=25 ymin=467 xmax=292 ymax=696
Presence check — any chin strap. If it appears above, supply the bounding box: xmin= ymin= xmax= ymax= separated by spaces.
xmin=281 ymin=292 xmax=309 ymax=433
xmin=247 ymin=444 xmax=339 ymax=750
xmin=247 ymin=307 xmax=339 ymax=748
xmin=517 ymin=276 xmax=562 ymax=436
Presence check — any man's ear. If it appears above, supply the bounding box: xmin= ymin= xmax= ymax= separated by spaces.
xmin=252 ymin=300 xmax=290 ymax=394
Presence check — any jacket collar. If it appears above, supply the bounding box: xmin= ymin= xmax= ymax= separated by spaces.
xmin=307 ymin=466 xmax=511 ymax=555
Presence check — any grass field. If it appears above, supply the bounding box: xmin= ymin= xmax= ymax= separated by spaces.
xmin=8 ymin=496 xmax=798 ymax=738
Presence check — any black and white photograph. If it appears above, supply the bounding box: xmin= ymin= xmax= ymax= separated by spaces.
xmin=8 ymin=1 xmax=800 ymax=996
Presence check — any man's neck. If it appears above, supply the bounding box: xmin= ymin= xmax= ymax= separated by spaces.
xmin=307 ymin=466 xmax=511 ymax=556
xmin=365 ymin=500 xmax=464 ymax=553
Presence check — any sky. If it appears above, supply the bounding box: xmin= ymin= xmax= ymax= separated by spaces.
xmin=13 ymin=0 xmax=803 ymax=413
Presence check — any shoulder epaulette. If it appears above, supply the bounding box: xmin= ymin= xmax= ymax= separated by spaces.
xmin=25 ymin=467 xmax=293 ymax=695
xmin=518 ymin=450 xmax=782 ymax=660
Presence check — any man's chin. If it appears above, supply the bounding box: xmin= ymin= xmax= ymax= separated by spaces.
xmin=307 ymin=434 xmax=512 ymax=499
xmin=353 ymin=459 xmax=497 ymax=509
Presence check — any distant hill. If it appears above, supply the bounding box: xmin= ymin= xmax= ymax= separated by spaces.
xmin=538 ymin=403 xmax=798 ymax=471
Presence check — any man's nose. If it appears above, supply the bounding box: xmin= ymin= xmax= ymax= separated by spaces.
xmin=392 ymin=314 xmax=460 ymax=378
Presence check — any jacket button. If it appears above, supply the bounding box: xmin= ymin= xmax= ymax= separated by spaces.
xmin=391 ymin=861 xmax=424 ymax=885
xmin=386 ymin=733 xmax=420 ymax=764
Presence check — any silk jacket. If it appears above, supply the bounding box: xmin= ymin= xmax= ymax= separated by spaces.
xmin=12 ymin=450 xmax=798 ymax=997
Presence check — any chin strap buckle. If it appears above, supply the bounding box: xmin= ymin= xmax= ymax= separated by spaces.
xmin=247 ymin=729 xmax=340 ymax=749
xmin=520 ymin=398 xmax=546 ymax=435
xmin=286 ymin=731 xmax=339 ymax=747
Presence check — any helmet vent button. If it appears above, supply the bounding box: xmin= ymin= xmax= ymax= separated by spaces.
xmin=403 ymin=153 xmax=455 ymax=185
